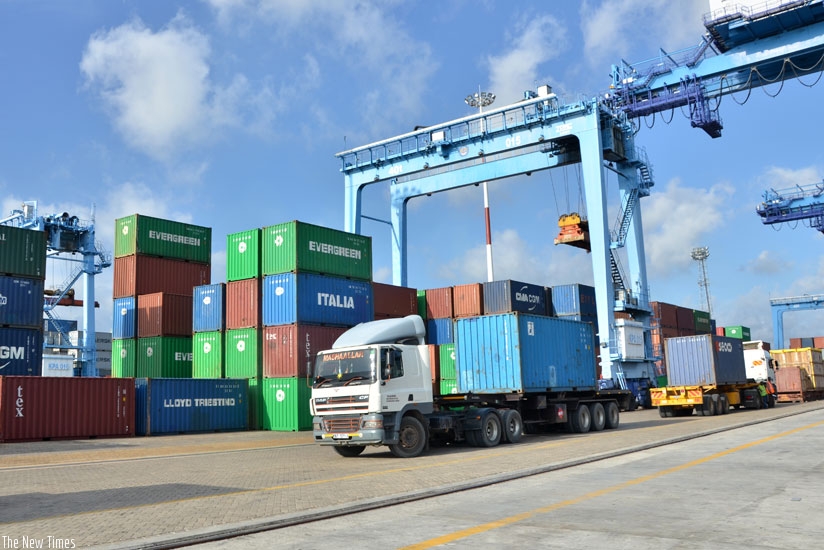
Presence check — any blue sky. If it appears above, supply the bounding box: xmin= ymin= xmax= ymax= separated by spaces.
xmin=2 ymin=0 xmax=823 ymax=347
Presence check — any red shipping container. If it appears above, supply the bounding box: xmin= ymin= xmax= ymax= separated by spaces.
xmin=716 ymin=326 xmax=726 ymax=337
xmin=453 ymin=283 xmax=483 ymax=318
xmin=227 ymin=278 xmax=261 ymax=329
xmin=372 ymin=282 xmax=418 ymax=319
xmin=650 ymin=301 xmax=678 ymax=329
xmin=426 ymin=287 xmax=454 ymax=319
xmin=113 ymin=255 xmax=210 ymax=298
xmin=262 ymin=324 xmax=347 ymax=378
xmin=775 ymin=366 xmax=812 ymax=394
xmin=0 ymin=376 xmax=135 ymax=442
xmin=814 ymin=336 xmax=824 ymax=349
xmin=675 ymin=306 xmax=695 ymax=330
xmin=137 ymin=292 xmax=193 ymax=337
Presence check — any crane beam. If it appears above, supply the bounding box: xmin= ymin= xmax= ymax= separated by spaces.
xmin=771 ymin=294 xmax=824 ymax=348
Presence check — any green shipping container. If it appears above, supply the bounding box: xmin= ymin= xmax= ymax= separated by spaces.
xmin=693 ymin=310 xmax=711 ymax=334
xmin=193 ymin=331 xmax=224 ymax=378
xmin=226 ymin=229 xmax=261 ymax=281
xmin=439 ymin=343 xmax=456 ymax=379
xmin=0 ymin=225 xmax=47 ymax=278
xmin=111 ymin=338 xmax=136 ymax=378
xmin=439 ymin=379 xmax=458 ymax=396
xmin=225 ymin=328 xmax=260 ymax=379
xmin=725 ymin=326 xmax=751 ymax=340
xmin=417 ymin=290 xmax=428 ymax=320
xmin=259 ymin=377 xmax=312 ymax=431
xmin=261 ymin=221 xmax=372 ymax=280
xmin=114 ymin=214 xmax=212 ymax=264
xmin=136 ymin=336 xmax=193 ymax=378
xmin=247 ymin=377 xmax=261 ymax=431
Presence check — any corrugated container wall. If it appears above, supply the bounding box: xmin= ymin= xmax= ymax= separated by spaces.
xmin=226 ymin=229 xmax=261 ymax=281
xmin=550 ymin=284 xmax=597 ymax=317
xmin=262 ymin=324 xmax=347 ymax=378
xmin=372 ymin=282 xmax=418 ymax=319
xmin=111 ymin=338 xmax=136 ymax=377
xmin=137 ymin=293 xmax=193 ymax=337
xmin=771 ymin=348 xmax=824 ymax=388
xmin=0 ymin=276 xmax=44 ymax=327
xmin=455 ymin=313 xmax=596 ymax=394
xmin=426 ymin=318 xmax=454 ymax=345
xmin=651 ymin=302 xmax=679 ymax=329
xmin=664 ymin=334 xmax=747 ymax=386
xmin=259 ymin=377 xmax=313 ymax=431
xmin=112 ymin=297 xmax=136 ymax=339
xmin=225 ymin=328 xmax=260 ymax=379
xmin=452 ymin=283 xmax=483 ymax=318
xmin=261 ymin=221 xmax=372 ymax=281
xmin=114 ymin=214 xmax=212 ymax=263
xmin=675 ymin=307 xmax=695 ymax=330
xmin=0 ymin=327 xmax=43 ymax=375
xmin=0 ymin=226 xmax=47 ymax=278
xmin=775 ymin=366 xmax=812 ymax=394
xmin=425 ymin=287 xmax=453 ymax=319
xmin=226 ymin=278 xmax=261 ymax=329
xmin=192 ymin=331 xmax=225 ymax=378
xmin=136 ymin=336 xmax=193 ymax=378
xmin=193 ymin=283 xmax=225 ymax=333
xmin=134 ymin=378 xmax=248 ymax=436
xmin=483 ymin=280 xmax=547 ymax=316
xmin=416 ymin=290 xmax=427 ymax=320
xmin=439 ymin=343 xmax=456 ymax=379
xmin=0 ymin=376 xmax=134 ymax=442
xmin=426 ymin=344 xmax=440 ymax=383
xmin=693 ymin=310 xmax=712 ymax=334
xmin=261 ymin=273 xmax=373 ymax=327
xmin=113 ymin=255 xmax=210 ymax=298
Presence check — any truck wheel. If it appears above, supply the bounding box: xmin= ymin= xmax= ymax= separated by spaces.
xmin=590 ymin=402 xmax=606 ymax=431
xmin=701 ymin=396 xmax=716 ymax=416
xmin=711 ymin=394 xmax=721 ymax=416
xmin=477 ymin=410 xmax=502 ymax=447
xmin=464 ymin=430 xmax=480 ymax=447
xmin=501 ymin=409 xmax=523 ymax=444
xmin=659 ymin=406 xmax=672 ymax=418
xmin=570 ymin=404 xmax=591 ymax=433
xmin=334 ymin=446 xmax=366 ymax=457
xmin=605 ymin=401 xmax=620 ymax=428
xmin=719 ymin=394 xmax=729 ymax=415
xmin=389 ymin=416 xmax=427 ymax=458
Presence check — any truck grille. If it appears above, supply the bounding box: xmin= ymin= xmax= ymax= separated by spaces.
xmin=323 ymin=416 xmax=361 ymax=433
xmin=314 ymin=395 xmax=369 ymax=414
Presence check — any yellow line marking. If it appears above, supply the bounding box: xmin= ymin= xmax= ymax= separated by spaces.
xmin=401 ymin=420 xmax=824 ymax=549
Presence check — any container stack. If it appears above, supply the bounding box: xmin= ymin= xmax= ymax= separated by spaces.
xmin=649 ymin=301 xmax=712 ymax=384
xmin=0 ymin=225 xmax=47 ymax=376
xmin=67 ymin=331 xmax=113 ymax=377
xmin=192 ymin=282 xmax=227 ymax=378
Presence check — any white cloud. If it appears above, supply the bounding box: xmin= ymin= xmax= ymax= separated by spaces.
xmin=745 ymin=250 xmax=784 ymax=275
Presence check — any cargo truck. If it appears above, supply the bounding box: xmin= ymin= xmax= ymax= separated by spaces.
xmin=651 ymin=334 xmax=775 ymax=417
xmin=310 ymin=314 xmax=634 ymax=458
xmin=742 ymin=340 xmax=777 ymax=382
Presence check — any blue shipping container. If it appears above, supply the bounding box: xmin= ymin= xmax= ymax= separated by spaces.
xmin=550 ymin=283 xmax=597 ymax=317
xmin=261 ymin=273 xmax=373 ymax=327
xmin=0 ymin=327 xmax=43 ymax=376
xmin=193 ymin=283 xmax=226 ymax=333
xmin=134 ymin=378 xmax=249 ymax=436
xmin=483 ymin=280 xmax=547 ymax=315
xmin=426 ymin=318 xmax=454 ymax=345
xmin=664 ymin=334 xmax=747 ymax=386
xmin=0 ymin=276 xmax=44 ymax=328
xmin=112 ymin=296 xmax=136 ymax=339
xmin=455 ymin=313 xmax=596 ymax=394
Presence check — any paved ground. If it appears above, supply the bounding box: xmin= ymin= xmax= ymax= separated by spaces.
xmin=1 ymin=401 xmax=822 ymax=549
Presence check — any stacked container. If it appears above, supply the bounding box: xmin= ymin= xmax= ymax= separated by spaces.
xmin=192 ymin=283 xmax=226 ymax=379
xmin=0 ymin=225 xmax=47 ymax=376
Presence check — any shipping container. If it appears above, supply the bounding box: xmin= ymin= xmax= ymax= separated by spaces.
xmin=137 ymin=293 xmax=193 ymax=337
xmin=425 ymin=318 xmax=454 ymax=345
xmin=775 ymin=366 xmax=812 ymax=395
xmin=372 ymin=282 xmax=418 ymax=319
xmin=0 ymin=327 xmax=43 ymax=376
xmin=551 ymin=284 xmax=596 ymax=317
xmin=416 ymin=290 xmax=427 ymax=320
xmin=0 ymin=226 xmax=47 ymax=279
xmin=0 ymin=376 xmax=134 ymax=442
xmin=693 ymin=310 xmax=712 ymax=334
xmin=261 ymin=273 xmax=373 ymax=327
xmin=224 ymin=328 xmax=260 ymax=379
xmin=41 ymin=354 xmax=75 ymax=377
xmin=226 ymin=228 xmax=262 ymax=281
xmin=452 ymin=283 xmax=484 ymax=318
xmin=724 ymin=326 xmax=751 ymax=340
xmin=651 ymin=301 xmax=679 ymax=329
xmin=424 ymin=287 xmax=453 ymax=319
xmin=261 ymin=221 xmax=372 ymax=280
xmin=68 ymin=331 xmax=113 ymax=350
xmin=426 ymin=344 xmax=439 ymax=383
xmin=114 ymin=214 xmax=212 ymax=263
xmin=675 ymin=306 xmax=695 ymax=330
xmin=813 ymin=336 xmax=824 ymax=349
xmin=136 ymin=336 xmax=193 ymax=378
xmin=134 ymin=378 xmax=248 ymax=436
xmin=192 ymin=331 xmax=225 ymax=378
xmin=439 ymin=343 xmax=456 ymax=379
xmin=193 ymin=283 xmax=226 ymax=333
xmin=0 ymin=276 xmax=44 ymax=328
xmin=113 ymin=255 xmax=210 ymax=299
xmin=439 ymin=379 xmax=458 ymax=396
xmin=111 ymin=338 xmax=136 ymax=378
xmin=771 ymin=348 xmax=824 ymax=388
xmin=455 ymin=313 xmax=596 ymax=394
xmin=226 ymin=278 xmax=261 ymax=329
xmin=483 ymin=280 xmax=546 ymax=315
xmin=258 ymin=377 xmax=313 ymax=431
xmin=247 ymin=377 xmax=261 ymax=431
xmin=262 ymin=324 xmax=347 ymax=378
xmin=664 ymin=334 xmax=747 ymax=386
xmin=112 ymin=296 xmax=136 ymax=339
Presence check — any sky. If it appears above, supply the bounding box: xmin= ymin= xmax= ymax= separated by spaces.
xmin=2 ymin=0 xmax=824 ymax=348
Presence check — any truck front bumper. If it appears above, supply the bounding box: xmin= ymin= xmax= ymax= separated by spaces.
xmin=313 ymin=414 xmax=386 ymax=446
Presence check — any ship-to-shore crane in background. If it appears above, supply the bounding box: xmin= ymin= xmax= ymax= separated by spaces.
xmin=0 ymin=201 xmax=111 ymax=376
xmin=336 ymin=0 xmax=824 ymax=402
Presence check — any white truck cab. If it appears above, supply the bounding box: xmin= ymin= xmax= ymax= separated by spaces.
xmin=742 ymin=340 xmax=777 ymax=382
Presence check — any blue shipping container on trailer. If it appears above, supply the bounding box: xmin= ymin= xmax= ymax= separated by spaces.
xmin=193 ymin=283 xmax=226 ymax=333
xmin=0 ymin=276 xmax=44 ymax=328
xmin=664 ymin=334 xmax=747 ymax=386
xmin=261 ymin=272 xmax=373 ymax=326
xmin=112 ymin=296 xmax=136 ymax=339
xmin=482 ymin=280 xmax=547 ymax=315
xmin=455 ymin=313 xmax=597 ymax=394
xmin=0 ymin=327 xmax=43 ymax=376
xmin=134 ymin=378 xmax=249 ymax=436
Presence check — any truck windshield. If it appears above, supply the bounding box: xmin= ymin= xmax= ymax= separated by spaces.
xmin=313 ymin=348 xmax=375 ymax=388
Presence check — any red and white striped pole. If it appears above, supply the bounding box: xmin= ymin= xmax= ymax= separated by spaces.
xmin=465 ymin=88 xmax=496 ymax=282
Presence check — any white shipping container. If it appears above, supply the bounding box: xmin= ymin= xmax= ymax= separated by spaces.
xmin=68 ymin=331 xmax=113 ymax=350
xmin=41 ymin=354 xmax=76 ymax=377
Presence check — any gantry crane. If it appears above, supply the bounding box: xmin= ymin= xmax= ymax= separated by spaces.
xmin=336 ymin=1 xmax=824 ymax=400
xmin=0 ymin=201 xmax=111 ymax=376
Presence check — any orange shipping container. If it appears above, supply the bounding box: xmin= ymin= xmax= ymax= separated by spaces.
xmin=651 ymin=301 xmax=679 ymax=329
xmin=113 ymin=255 xmax=210 ymax=298
xmin=137 ymin=293 xmax=193 ymax=337
xmin=425 ymin=287 xmax=454 ymax=319
xmin=814 ymin=336 xmax=824 ymax=349
xmin=775 ymin=366 xmax=813 ymax=395
xmin=226 ymin=278 xmax=261 ymax=329
xmin=372 ymin=282 xmax=418 ymax=319
xmin=452 ymin=283 xmax=483 ymax=318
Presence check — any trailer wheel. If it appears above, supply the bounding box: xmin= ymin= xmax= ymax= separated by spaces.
xmin=659 ymin=406 xmax=672 ymax=418
xmin=590 ymin=402 xmax=606 ymax=431
xmin=501 ymin=409 xmax=523 ymax=444
xmin=605 ymin=402 xmax=620 ymax=429
xmin=389 ymin=415 xmax=427 ymax=458
xmin=701 ymin=396 xmax=716 ymax=416
xmin=334 ymin=445 xmax=366 ymax=457
xmin=570 ymin=404 xmax=592 ymax=433
xmin=477 ymin=410 xmax=502 ymax=447
xmin=719 ymin=394 xmax=729 ymax=415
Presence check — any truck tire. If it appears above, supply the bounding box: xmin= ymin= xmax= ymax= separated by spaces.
xmin=570 ymin=404 xmax=592 ymax=433
xmin=590 ymin=402 xmax=606 ymax=431
xmin=605 ymin=401 xmax=620 ymax=428
xmin=464 ymin=430 xmax=480 ymax=447
xmin=389 ymin=415 xmax=427 ymax=458
xmin=659 ymin=406 xmax=673 ymax=418
xmin=501 ymin=409 xmax=523 ymax=444
xmin=719 ymin=394 xmax=729 ymax=415
xmin=334 ymin=445 xmax=366 ymax=457
xmin=477 ymin=410 xmax=502 ymax=447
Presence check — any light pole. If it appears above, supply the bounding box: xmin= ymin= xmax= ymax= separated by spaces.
xmin=691 ymin=246 xmax=713 ymax=316
xmin=465 ymin=89 xmax=496 ymax=282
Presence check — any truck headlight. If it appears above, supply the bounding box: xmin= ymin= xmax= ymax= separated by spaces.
xmin=362 ymin=418 xmax=383 ymax=429
xmin=313 ymin=421 xmax=323 ymax=432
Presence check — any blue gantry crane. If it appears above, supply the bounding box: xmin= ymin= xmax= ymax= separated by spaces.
xmin=0 ymin=201 xmax=111 ymax=376
xmin=336 ymin=1 xmax=824 ymax=400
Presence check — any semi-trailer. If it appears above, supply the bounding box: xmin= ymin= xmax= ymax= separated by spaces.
xmin=651 ymin=334 xmax=775 ymax=417
xmin=310 ymin=313 xmax=634 ymax=458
